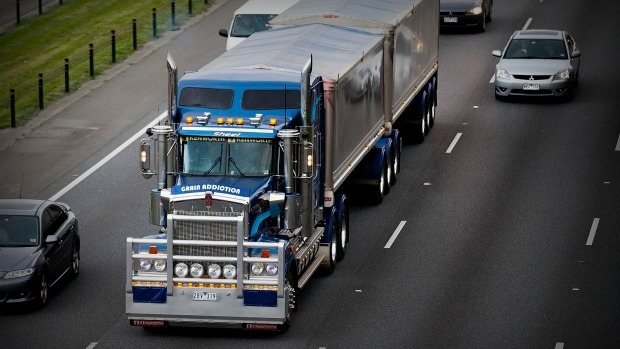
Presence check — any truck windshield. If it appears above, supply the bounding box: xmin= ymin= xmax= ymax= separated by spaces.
xmin=182 ymin=137 xmax=273 ymax=177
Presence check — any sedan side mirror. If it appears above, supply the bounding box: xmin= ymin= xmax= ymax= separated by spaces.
xmin=219 ymin=29 xmax=228 ymax=38
xmin=45 ymin=235 xmax=59 ymax=244
xmin=571 ymin=50 xmax=581 ymax=58
xmin=492 ymin=50 xmax=502 ymax=57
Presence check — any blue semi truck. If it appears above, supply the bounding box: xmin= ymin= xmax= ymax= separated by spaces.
xmin=126 ymin=0 xmax=438 ymax=331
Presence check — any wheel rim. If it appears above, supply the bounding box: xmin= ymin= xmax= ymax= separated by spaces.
xmin=330 ymin=231 xmax=337 ymax=264
xmin=340 ymin=212 xmax=347 ymax=251
xmin=72 ymin=246 xmax=80 ymax=274
xmin=40 ymin=274 xmax=48 ymax=304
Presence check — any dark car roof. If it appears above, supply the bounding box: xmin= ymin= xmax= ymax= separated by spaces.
xmin=0 ymin=199 xmax=47 ymax=216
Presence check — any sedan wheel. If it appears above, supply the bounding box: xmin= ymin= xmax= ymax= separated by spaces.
xmin=71 ymin=244 xmax=80 ymax=278
xmin=36 ymin=273 xmax=49 ymax=307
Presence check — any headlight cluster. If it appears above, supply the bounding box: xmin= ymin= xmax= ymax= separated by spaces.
xmin=251 ymin=262 xmax=278 ymax=276
xmin=467 ymin=6 xmax=483 ymax=15
xmin=139 ymin=258 xmax=166 ymax=272
xmin=554 ymin=69 xmax=571 ymax=80
xmin=3 ymin=268 xmax=35 ymax=279
xmin=496 ymin=68 xmax=510 ymax=80
xmin=174 ymin=262 xmax=237 ymax=279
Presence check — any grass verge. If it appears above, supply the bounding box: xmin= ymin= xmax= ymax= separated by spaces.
xmin=0 ymin=0 xmax=211 ymax=129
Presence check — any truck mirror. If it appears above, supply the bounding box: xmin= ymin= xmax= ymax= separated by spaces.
xmin=140 ymin=142 xmax=153 ymax=178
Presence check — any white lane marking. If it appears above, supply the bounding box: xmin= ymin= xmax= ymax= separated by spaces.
xmin=586 ymin=218 xmax=600 ymax=246
xmin=86 ymin=343 xmax=98 ymax=349
xmin=446 ymin=133 xmax=462 ymax=154
xmin=615 ymin=133 xmax=620 ymax=151
xmin=555 ymin=343 xmax=564 ymax=349
xmin=523 ymin=18 xmax=533 ymax=30
xmin=385 ymin=221 xmax=406 ymax=248
xmin=49 ymin=111 xmax=167 ymax=201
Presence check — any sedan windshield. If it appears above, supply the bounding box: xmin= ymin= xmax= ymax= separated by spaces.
xmin=182 ymin=136 xmax=272 ymax=177
xmin=504 ymin=39 xmax=567 ymax=59
xmin=0 ymin=215 xmax=39 ymax=246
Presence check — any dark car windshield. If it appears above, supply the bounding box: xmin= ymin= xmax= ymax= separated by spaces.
xmin=504 ymin=39 xmax=568 ymax=59
xmin=0 ymin=215 xmax=39 ymax=246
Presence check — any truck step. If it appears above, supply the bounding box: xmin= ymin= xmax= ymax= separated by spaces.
xmin=298 ymin=252 xmax=325 ymax=289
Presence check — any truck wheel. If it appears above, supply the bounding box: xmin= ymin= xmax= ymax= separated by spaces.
xmin=325 ymin=218 xmax=338 ymax=273
xmin=337 ymin=204 xmax=349 ymax=261
xmin=287 ymin=268 xmax=299 ymax=312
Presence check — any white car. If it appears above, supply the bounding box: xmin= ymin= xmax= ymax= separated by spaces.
xmin=492 ymin=29 xmax=581 ymax=101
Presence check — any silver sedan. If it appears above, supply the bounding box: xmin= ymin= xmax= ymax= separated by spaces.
xmin=492 ymin=29 xmax=581 ymax=101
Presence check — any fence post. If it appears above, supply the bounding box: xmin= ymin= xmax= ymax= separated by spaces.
xmin=188 ymin=0 xmax=192 ymax=15
xmin=132 ymin=19 xmax=137 ymax=50
xmin=89 ymin=43 xmax=94 ymax=78
xmin=38 ymin=73 xmax=44 ymax=110
xmin=171 ymin=1 xmax=176 ymax=28
xmin=111 ymin=30 xmax=116 ymax=63
xmin=64 ymin=58 xmax=69 ymax=93
xmin=16 ymin=0 xmax=20 ymax=25
xmin=152 ymin=8 xmax=157 ymax=37
xmin=10 ymin=89 xmax=16 ymax=128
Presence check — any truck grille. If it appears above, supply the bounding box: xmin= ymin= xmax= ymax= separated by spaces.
xmin=171 ymin=199 xmax=247 ymax=259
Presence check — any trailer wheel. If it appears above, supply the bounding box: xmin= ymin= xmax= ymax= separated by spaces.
xmin=429 ymin=78 xmax=437 ymax=128
xmin=370 ymin=160 xmax=386 ymax=205
xmin=412 ymin=91 xmax=427 ymax=144
xmin=390 ymin=135 xmax=401 ymax=185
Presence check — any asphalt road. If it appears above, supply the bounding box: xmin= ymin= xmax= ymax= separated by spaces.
xmin=1 ymin=0 xmax=620 ymax=348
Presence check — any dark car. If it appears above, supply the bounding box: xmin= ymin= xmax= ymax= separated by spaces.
xmin=440 ymin=0 xmax=493 ymax=32
xmin=0 ymin=199 xmax=80 ymax=307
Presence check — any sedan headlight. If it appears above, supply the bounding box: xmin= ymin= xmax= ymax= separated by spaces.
xmin=3 ymin=268 xmax=35 ymax=279
xmin=467 ymin=6 xmax=483 ymax=15
xmin=174 ymin=263 xmax=188 ymax=277
xmin=554 ymin=69 xmax=571 ymax=80
xmin=496 ymin=68 xmax=509 ymax=80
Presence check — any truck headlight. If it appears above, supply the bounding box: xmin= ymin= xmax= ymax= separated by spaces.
xmin=223 ymin=264 xmax=236 ymax=279
xmin=251 ymin=263 xmax=264 ymax=275
xmin=190 ymin=263 xmax=204 ymax=278
xmin=207 ymin=264 xmax=222 ymax=279
xmin=265 ymin=263 xmax=278 ymax=276
xmin=174 ymin=263 xmax=188 ymax=277
xmin=153 ymin=259 xmax=166 ymax=272
xmin=139 ymin=259 xmax=152 ymax=271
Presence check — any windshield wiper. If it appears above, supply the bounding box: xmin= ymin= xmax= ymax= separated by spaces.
xmin=204 ymin=156 xmax=222 ymax=175
xmin=228 ymin=157 xmax=246 ymax=177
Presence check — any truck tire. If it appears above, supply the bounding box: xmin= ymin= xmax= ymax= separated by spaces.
xmin=369 ymin=159 xmax=387 ymax=205
xmin=327 ymin=218 xmax=338 ymax=273
xmin=337 ymin=203 xmax=349 ymax=261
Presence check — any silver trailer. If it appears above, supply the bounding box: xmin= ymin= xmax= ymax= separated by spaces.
xmin=270 ymin=0 xmax=440 ymax=137
xmin=202 ymin=23 xmax=386 ymax=195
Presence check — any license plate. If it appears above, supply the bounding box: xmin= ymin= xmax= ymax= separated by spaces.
xmin=443 ymin=17 xmax=457 ymax=23
xmin=523 ymin=83 xmax=540 ymax=90
xmin=193 ymin=291 xmax=219 ymax=301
